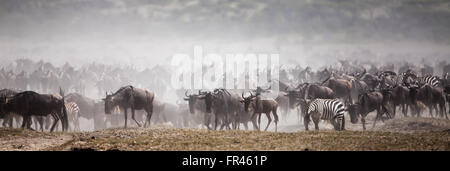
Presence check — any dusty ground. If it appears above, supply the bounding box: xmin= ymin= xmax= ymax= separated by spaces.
xmin=0 ymin=117 xmax=449 ymax=151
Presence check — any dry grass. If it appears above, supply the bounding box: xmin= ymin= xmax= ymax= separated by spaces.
xmin=1 ymin=117 xmax=449 ymax=151
xmin=53 ymin=125 xmax=449 ymax=151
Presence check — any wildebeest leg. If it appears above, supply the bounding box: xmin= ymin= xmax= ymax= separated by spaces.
xmin=26 ymin=116 xmax=36 ymax=131
xmin=442 ymin=103 xmax=448 ymax=119
xmin=250 ymin=113 xmax=260 ymax=131
xmin=50 ymin=113 xmax=60 ymax=132
xmin=131 ymin=108 xmax=142 ymax=127
xmin=35 ymin=116 xmax=44 ymax=132
xmin=372 ymin=109 xmax=382 ymax=129
xmin=123 ymin=108 xmax=128 ymax=128
xmin=405 ymin=103 xmax=409 ymax=117
xmin=21 ymin=115 xmax=29 ymax=129
xmin=263 ymin=112 xmax=272 ymax=132
xmin=144 ymin=105 xmax=153 ymax=128
xmin=33 ymin=117 xmax=38 ymax=130
xmin=258 ymin=113 xmax=262 ymax=131
xmin=433 ymin=105 xmax=439 ymax=118
xmin=361 ymin=116 xmax=366 ymax=130
xmin=204 ymin=113 xmax=211 ymax=130
xmin=5 ymin=114 xmax=13 ymax=128
xmin=416 ymin=105 xmax=421 ymax=117
xmin=428 ymin=105 xmax=433 ymax=118
xmin=392 ymin=104 xmax=397 ymax=118
xmin=1 ymin=117 xmax=7 ymax=127
xmin=213 ymin=114 xmax=219 ymax=130
xmin=250 ymin=113 xmax=258 ymax=130
xmin=272 ymin=110 xmax=279 ymax=132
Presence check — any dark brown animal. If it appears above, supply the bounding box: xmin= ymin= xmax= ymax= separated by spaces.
xmin=104 ymin=85 xmax=155 ymax=128
xmin=383 ymin=85 xmax=410 ymax=117
xmin=409 ymin=85 xmax=447 ymax=119
xmin=0 ymin=90 xmax=68 ymax=132
xmin=321 ymin=76 xmax=352 ymax=104
xmin=183 ymin=90 xmax=210 ymax=129
xmin=241 ymin=92 xmax=279 ymax=132
xmin=347 ymin=91 xmax=392 ymax=130
xmin=65 ymin=93 xmax=105 ymax=130
xmin=0 ymin=89 xmax=20 ymax=128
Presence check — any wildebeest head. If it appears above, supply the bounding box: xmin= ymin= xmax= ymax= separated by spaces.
xmin=203 ymin=91 xmax=220 ymax=113
xmin=240 ymin=92 xmax=257 ymax=112
xmin=347 ymin=104 xmax=360 ymax=124
xmin=285 ymin=90 xmax=300 ymax=109
xmin=183 ymin=90 xmax=206 ymax=114
xmin=285 ymin=84 xmax=306 ymax=108
xmin=103 ymin=91 xmax=115 ymax=114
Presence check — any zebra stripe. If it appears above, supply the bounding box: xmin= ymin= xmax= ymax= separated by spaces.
xmin=307 ymin=99 xmax=345 ymax=130
xmin=65 ymin=102 xmax=80 ymax=131
xmin=419 ymin=75 xmax=439 ymax=87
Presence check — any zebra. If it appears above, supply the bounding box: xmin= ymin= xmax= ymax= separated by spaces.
xmin=417 ymin=75 xmax=440 ymax=87
xmin=304 ymin=99 xmax=345 ymax=131
xmin=65 ymin=102 xmax=80 ymax=131
xmin=401 ymin=72 xmax=440 ymax=87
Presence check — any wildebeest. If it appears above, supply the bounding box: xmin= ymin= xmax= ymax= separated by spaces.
xmin=303 ymin=83 xmax=336 ymax=100
xmin=349 ymin=78 xmax=369 ymax=104
xmin=184 ymin=90 xmax=211 ymax=129
xmin=285 ymin=83 xmax=335 ymax=122
xmin=347 ymin=90 xmax=392 ymax=130
xmin=65 ymin=92 xmax=104 ymax=130
xmin=285 ymin=83 xmax=335 ymax=108
xmin=360 ymin=71 xmax=381 ymax=89
xmin=0 ymin=89 xmax=69 ymax=132
xmin=382 ymin=85 xmax=410 ymax=117
xmin=199 ymin=90 xmax=232 ymax=130
xmin=0 ymin=89 xmax=20 ymax=128
xmin=409 ymin=85 xmax=447 ymax=119
xmin=321 ymin=76 xmax=352 ymax=104
xmin=275 ymin=92 xmax=290 ymax=121
xmin=103 ymin=85 xmax=155 ymax=128
xmin=445 ymin=85 xmax=450 ymax=114
xmin=241 ymin=92 xmax=279 ymax=132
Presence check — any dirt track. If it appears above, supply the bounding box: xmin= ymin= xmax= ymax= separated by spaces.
xmin=0 ymin=117 xmax=449 ymax=151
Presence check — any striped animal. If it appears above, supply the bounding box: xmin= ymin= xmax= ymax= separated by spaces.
xmin=418 ymin=75 xmax=440 ymax=87
xmin=304 ymin=99 xmax=345 ymax=131
xmin=65 ymin=102 xmax=80 ymax=131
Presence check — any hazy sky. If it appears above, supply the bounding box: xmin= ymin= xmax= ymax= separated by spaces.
xmin=1 ymin=0 xmax=449 ymax=69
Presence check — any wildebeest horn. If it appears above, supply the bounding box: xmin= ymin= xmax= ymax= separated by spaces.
xmin=106 ymin=91 xmax=108 ymax=96
xmin=185 ymin=90 xmax=190 ymax=97
xmin=242 ymin=92 xmax=245 ymax=99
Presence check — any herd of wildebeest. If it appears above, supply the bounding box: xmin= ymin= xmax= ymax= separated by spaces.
xmin=0 ymin=58 xmax=449 ymax=132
